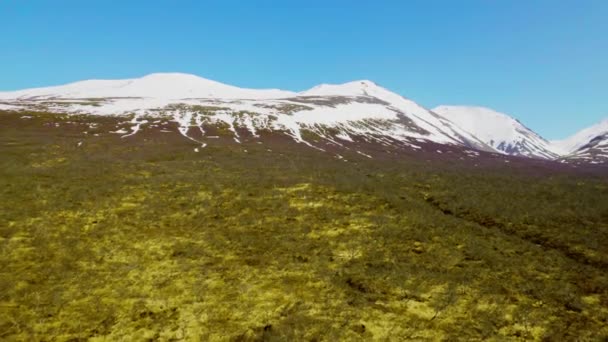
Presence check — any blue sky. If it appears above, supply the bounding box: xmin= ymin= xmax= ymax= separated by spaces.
xmin=0 ymin=0 xmax=606 ymax=139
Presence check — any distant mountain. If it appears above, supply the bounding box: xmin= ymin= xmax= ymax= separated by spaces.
xmin=432 ymin=105 xmax=559 ymax=159
xmin=0 ymin=73 xmax=491 ymax=156
xmin=1 ymin=73 xmax=606 ymax=166
xmin=552 ymin=119 xmax=608 ymax=164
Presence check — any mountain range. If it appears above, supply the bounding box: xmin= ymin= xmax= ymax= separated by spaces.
xmin=0 ymin=72 xmax=606 ymax=165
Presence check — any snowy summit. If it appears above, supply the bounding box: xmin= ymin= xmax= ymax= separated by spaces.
xmin=0 ymin=73 xmax=296 ymax=100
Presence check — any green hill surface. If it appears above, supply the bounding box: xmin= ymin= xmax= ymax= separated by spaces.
xmin=1 ymin=112 xmax=607 ymax=341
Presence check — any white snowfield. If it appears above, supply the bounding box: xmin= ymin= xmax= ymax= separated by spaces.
xmin=0 ymin=73 xmax=606 ymax=162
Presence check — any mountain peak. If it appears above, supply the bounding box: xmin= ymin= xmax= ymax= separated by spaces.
xmin=141 ymin=72 xmax=199 ymax=77
xmin=0 ymin=73 xmax=297 ymax=100
xmin=299 ymin=80 xmax=382 ymax=97
xmin=136 ymin=72 xmax=216 ymax=83
xmin=346 ymin=79 xmax=378 ymax=87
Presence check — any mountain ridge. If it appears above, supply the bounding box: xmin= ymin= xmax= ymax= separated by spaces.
xmin=0 ymin=73 xmax=606 ymax=165
xmin=0 ymin=73 xmax=297 ymax=100
xmin=0 ymin=73 xmax=493 ymax=154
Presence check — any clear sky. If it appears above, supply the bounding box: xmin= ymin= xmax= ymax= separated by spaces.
xmin=1 ymin=0 xmax=606 ymax=139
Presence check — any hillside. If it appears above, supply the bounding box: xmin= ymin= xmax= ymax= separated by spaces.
xmin=0 ymin=73 xmax=297 ymax=100
xmin=1 ymin=74 xmax=608 ymax=339
xmin=1 ymin=110 xmax=607 ymax=340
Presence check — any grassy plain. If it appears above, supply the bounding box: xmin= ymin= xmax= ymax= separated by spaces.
xmin=1 ymin=111 xmax=607 ymax=340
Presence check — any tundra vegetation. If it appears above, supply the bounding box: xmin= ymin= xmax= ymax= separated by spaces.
xmin=0 ymin=111 xmax=607 ymax=340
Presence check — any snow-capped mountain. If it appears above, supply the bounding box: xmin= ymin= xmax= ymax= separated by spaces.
xmin=552 ymin=119 xmax=608 ymax=164
xmin=0 ymin=73 xmax=493 ymax=156
xmin=0 ymin=73 xmax=296 ymax=100
xmin=1 ymin=73 xmax=605 ymax=166
xmin=432 ymin=105 xmax=559 ymax=159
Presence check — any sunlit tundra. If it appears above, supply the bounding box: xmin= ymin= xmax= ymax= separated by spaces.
xmin=1 ymin=0 xmax=608 ymax=340
xmin=0 ymin=72 xmax=607 ymax=340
